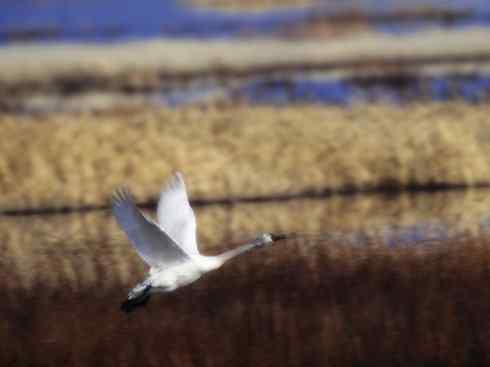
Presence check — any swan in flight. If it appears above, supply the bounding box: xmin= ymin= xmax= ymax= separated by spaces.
xmin=112 ymin=172 xmax=281 ymax=312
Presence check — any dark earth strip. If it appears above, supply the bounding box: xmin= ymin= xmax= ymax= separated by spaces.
xmin=2 ymin=182 xmax=490 ymax=217
xmin=3 ymin=53 xmax=490 ymax=98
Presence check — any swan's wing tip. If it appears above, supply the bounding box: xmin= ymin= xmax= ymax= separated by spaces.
xmin=112 ymin=186 xmax=134 ymax=206
xmin=173 ymin=171 xmax=184 ymax=183
xmin=164 ymin=171 xmax=186 ymax=191
xmin=174 ymin=171 xmax=183 ymax=179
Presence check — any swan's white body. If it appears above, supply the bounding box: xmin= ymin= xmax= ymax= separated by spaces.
xmin=112 ymin=172 xmax=273 ymax=310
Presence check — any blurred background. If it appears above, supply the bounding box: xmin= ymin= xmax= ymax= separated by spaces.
xmin=1 ymin=1 xmax=490 ymax=366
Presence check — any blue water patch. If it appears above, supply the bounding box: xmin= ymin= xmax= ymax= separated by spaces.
xmin=233 ymin=79 xmax=351 ymax=105
xmin=382 ymin=223 xmax=454 ymax=247
xmin=0 ymin=0 xmax=311 ymax=43
xmin=220 ymin=74 xmax=490 ymax=106
xmin=2 ymin=0 xmax=490 ymax=44
xmin=5 ymin=73 xmax=490 ymax=113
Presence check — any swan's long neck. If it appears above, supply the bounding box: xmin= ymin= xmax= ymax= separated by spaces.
xmin=216 ymin=242 xmax=258 ymax=264
xmin=197 ymin=242 xmax=259 ymax=272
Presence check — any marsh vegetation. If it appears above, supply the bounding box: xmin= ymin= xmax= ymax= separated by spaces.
xmin=2 ymin=103 xmax=490 ymax=212
xmin=2 ymin=221 xmax=489 ymax=366
xmin=2 ymin=188 xmax=490 ymax=365
xmin=2 ymin=1 xmax=490 ymax=365
xmin=186 ymin=0 xmax=314 ymax=11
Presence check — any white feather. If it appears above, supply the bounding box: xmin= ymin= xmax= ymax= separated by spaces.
xmin=112 ymin=172 xmax=275 ymax=311
xmin=112 ymin=187 xmax=190 ymax=268
xmin=156 ymin=172 xmax=198 ymax=255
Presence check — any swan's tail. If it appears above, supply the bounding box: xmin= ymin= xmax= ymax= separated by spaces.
xmin=120 ymin=285 xmax=152 ymax=313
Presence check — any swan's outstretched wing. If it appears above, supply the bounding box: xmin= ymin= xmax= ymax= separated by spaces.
xmin=112 ymin=188 xmax=191 ymax=268
xmin=156 ymin=172 xmax=198 ymax=255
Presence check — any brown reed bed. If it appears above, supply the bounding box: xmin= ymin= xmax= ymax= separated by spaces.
xmin=2 ymin=189 xmax=489 ymax=291
xmin=0 ymin=192 xmax=482 ymax=292
xmin=2 ymin=103 xmax=490 ymax=211
xmin=1 ymin=234 xmax=489 ymax=367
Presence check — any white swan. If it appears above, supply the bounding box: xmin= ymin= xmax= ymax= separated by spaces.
xmin=112 ymin=172 xmax=277 ymax=312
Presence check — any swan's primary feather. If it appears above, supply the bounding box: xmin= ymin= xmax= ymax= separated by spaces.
xmin=156 ymin=172 xmax=198 ymax=255
xmin=112 ymin=187 xmax=191 ymax=268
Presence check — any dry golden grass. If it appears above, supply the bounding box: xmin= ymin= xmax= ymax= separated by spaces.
xmin=186 ymin=0 xmax=314 ymax=11
xmin=1 ymin=233 xmax=489 ymax=366
xmin=1 ymin=103 xmax=490 ymax=211
xmin=2 ymin=189 xmax=489 ymax=291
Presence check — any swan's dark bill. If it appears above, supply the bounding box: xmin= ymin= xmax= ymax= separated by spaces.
xmin=120 ymin=289 xmax=152 ymax=313
xmin=270 ymin=233 xmax=289 ymax=241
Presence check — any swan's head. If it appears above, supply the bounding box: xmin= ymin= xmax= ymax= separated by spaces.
xmin=254 ymin=233 xmax=274 ymax=247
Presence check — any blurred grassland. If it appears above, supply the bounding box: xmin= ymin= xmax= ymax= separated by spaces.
xmin=1 ymin=103 xmax=490 ymax=210
xmin=2 ymin=190 xmax=490 ymax=291
xmin=2 ymin=28 xmax=490 ymax=86
xmin=2 ymin=234 xmax=489 ymax=366
xmin=186 ymin=0 xmax=314 ymax=11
